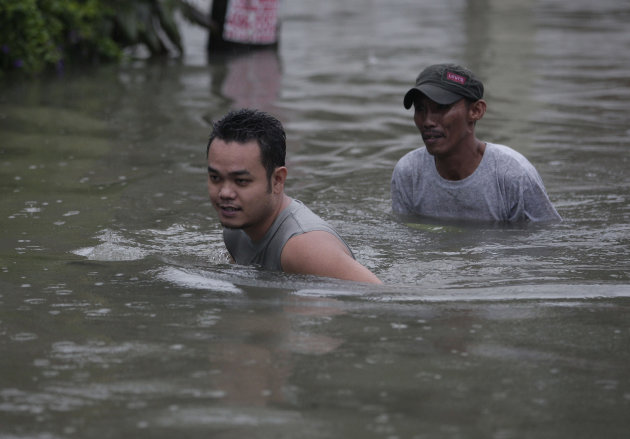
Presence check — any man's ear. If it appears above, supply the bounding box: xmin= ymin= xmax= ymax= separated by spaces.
xmin=271 ymin=166 xmax=288 ymax=194
xmin=469 ymin=99 xmax=487 ymax=122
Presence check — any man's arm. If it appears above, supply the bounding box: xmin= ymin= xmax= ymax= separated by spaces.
xmin=280 ymin=231 xmax=382 ymax=284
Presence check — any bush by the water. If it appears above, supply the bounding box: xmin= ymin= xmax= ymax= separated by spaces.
xmin=0 ymin=0 xmax=183 ymax=76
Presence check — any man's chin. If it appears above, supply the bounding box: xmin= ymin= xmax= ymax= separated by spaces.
xmin=220 ymin=221 xmax=242 ymax=230
xmin=220 ymin=219 xmax=254 ymax=231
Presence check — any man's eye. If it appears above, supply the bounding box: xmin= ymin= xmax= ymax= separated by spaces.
xmin=209 ymin=174 xmax=220 ymax=182
xmin=235 ymin=179 xmax=250 ymax=186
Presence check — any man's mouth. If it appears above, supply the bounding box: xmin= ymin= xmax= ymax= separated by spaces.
xmin=422 ymin=131 xmax=444 ymax=142
xmin=218 ymin=205 xmax=241 ymax=215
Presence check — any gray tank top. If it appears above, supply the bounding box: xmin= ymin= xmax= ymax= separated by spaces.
xmin=223 ymin=199 xmax=354 ymax=271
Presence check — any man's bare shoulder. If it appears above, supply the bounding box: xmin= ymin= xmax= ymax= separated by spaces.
xmin=281 ymin=231 xmax=382 ymax=284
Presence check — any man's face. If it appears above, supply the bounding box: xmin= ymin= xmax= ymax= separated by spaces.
xmin=413 ymin=95 xmax=473 ymax=157
xmin=207 ymin=139 xmax=279 ymax=240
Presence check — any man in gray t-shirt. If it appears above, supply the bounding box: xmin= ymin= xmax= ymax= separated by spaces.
xmin=207 ymin=109 xmax=381 ymax=284
xmin=391 ymin=63 xmax=561 ymax=223
xmin=223 ymin=199 xmax=353 ymax=271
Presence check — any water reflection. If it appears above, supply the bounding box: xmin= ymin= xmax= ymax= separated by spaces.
xmin=208 ymin=294 xmax=344 ymax=407
xmin=210 ymin=49 xmax=282 ymax=112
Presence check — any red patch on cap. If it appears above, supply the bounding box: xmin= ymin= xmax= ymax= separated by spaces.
xmin=446 ymin=71 xmax=467 ymax=85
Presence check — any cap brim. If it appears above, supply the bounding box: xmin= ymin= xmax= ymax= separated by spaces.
xmin=403 ymin=85 xmax=462 ymax=109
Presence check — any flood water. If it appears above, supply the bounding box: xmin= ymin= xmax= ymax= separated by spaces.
xmin=1 ymin=0 xmax=630 ymax=437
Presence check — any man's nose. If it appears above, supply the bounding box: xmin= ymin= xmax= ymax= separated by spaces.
xmin=423 ymin=109 xmax=438 ymax=127
xmin=218 ymin=182 xmax=236 ymax=199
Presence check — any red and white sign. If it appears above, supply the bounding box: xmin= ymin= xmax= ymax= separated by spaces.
xmin=223 ymin=0 xmax=279 ymax=45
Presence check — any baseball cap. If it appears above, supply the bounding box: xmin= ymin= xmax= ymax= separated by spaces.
xmin=403 ymin=64 xmax=484 ymax=109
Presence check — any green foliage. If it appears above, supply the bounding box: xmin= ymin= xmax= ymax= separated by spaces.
xmin=0 ymin=0 xmax=185 ymax=77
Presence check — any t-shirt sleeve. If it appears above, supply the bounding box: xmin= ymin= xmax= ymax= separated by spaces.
xmin=391 ymin=159 xmax=413 ymax=215
xmin=504 ymin=166 xmax=562 ymax=223
xmin=522 ymin=174 xmax=562 ymax=222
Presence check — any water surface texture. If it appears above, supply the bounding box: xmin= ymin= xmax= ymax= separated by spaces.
xmin=1 ymin=0 xmax=629 ymax=437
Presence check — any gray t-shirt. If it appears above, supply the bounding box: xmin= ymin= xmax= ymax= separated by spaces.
xmin=391 ymin=142 xmax=561 ymax=222
xmin=223 ymin=199 xmax=354 ymax=271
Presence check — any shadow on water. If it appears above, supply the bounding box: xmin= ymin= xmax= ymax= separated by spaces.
xmin=1 ymin=0 xmax=630 ymax=438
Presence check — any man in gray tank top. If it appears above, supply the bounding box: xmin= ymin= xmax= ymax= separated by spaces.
xmin=392 ymin=63 xmax=561 ymax=223
xmin=207 ymin=109 xmax=381 ymax=284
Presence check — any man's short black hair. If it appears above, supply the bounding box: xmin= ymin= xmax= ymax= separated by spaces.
xmin=207 ymin=108 xmax=286 ymax=180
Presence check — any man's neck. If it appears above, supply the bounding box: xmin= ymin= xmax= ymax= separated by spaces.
xmin=434 ymin=139 xmax=486 ymax=181
xmin=246 ymin=194 xmax=292 ymax=242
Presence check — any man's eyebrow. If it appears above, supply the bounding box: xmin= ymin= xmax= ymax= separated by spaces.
xmin=207 ymin=166 xmax=252 ymax=176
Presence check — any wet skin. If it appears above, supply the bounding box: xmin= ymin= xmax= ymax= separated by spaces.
xmin=207 ymin=139 xmax=289 ymax=242
xmin=413 ymin=95 xmax=487 ymax=180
